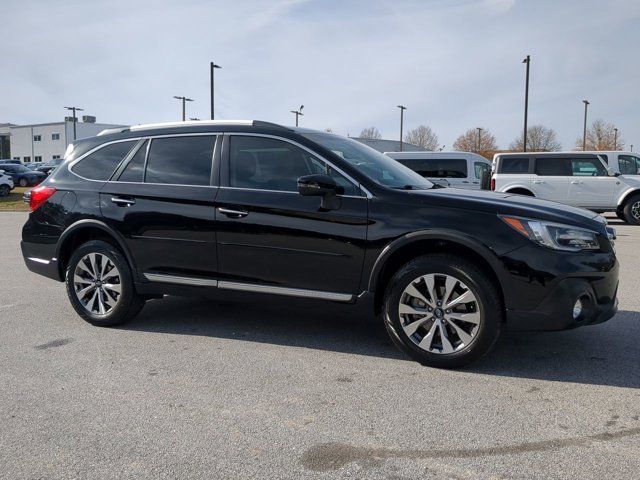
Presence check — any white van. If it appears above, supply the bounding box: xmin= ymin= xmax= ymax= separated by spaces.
xmin=584 ymin=151 xmax=640 ymax=176
xmin=384 ymin=151 xmax=491 ymax=189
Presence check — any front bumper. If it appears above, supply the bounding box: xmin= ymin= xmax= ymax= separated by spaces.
xmin=506 ymin=271 xmax=619 ymax=331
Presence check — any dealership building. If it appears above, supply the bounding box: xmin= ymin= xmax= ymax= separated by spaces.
xmin=0 ymin=117 xmax=126 ymax=163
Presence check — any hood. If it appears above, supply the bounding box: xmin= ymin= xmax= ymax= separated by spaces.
xmin=403 ymin=187 xmax=605 ymax=229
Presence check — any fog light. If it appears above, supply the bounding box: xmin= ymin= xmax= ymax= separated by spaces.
xmin=572 ymin=298 xmax=583 ymax=320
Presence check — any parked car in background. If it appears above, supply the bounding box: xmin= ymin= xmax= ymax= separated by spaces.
xmin=0 ymin=163 xmax=47 ymax=187
xmin=588 ymin=151 xmax=640 ymax=176
xmin=490 ymin=152 xmax=640 ymax=224
xmin=37 ymin=158 xmax=64 ymax=176
xmin=0 ymin=159 xmax=23 ymax=165
xmin=385 ymin=151 xmax=491 ymax=189
xmin=0 ymin=169 xmax=14 ymax=196
xmin=26 ymin=162 xmax=45 ymax=170
xmin=20 ymin=120 xmax=618 ymax=368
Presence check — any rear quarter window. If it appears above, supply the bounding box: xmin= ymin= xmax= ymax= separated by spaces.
xmin=497 ymin=157 xmax=529 ymax=174
xmin=71 ymin=141 xmax=137 ymax=181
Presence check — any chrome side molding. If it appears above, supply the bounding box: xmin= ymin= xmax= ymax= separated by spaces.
xmin=143 ymin=273 xmax=218 ymax=287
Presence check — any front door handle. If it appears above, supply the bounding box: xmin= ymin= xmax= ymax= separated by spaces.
xmin=570 ymin=180 xmax=582 ymax=184
xmin=532 ymin=180 xmax=545 ymax=184
xmin=111 ymin=197 xmax=135 ymax=207
xmin=218 ymin=207 xmax=249 ymax=218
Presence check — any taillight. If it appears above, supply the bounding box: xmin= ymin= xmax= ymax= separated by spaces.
xmin=490 ymin=178 xmax=496 ymax=191
xmin=29 ymin=185 xmax=57 ymax=211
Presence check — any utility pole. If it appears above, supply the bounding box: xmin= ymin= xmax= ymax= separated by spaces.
xmin=210 ymin=62 xmax=221 ymax=120
xmin=582 ymin=100 xmax=590 ymax=151
xmin=290 ymin=105 xmax=304 ymax=127
xmin=397 ymin=105 xmax=407 ymax=151
xmin=614 ymin=128 xmax=618 ymax=150
xmin=173 ymin=96 xmax=194 ymax=121
xmin=476 ymin=127 xmax=483 ymax=153
xmin=64 ymin=106 xmax=84 ymax=141
xmin=522 ymin=55 xmax=530 ymax=152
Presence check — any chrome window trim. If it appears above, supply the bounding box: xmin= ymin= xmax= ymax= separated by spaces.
xmin=68 ymin=132 xmax=222 ymax=185
xmin=226 ymin=132 xmax=373 ymax=199
xmin=218 ymin=281 xmax=353 ymax=302
xmin=218 ymin=185 xmax=365 ymax=200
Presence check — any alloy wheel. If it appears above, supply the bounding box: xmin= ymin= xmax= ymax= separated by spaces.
xmin=398 ymin=273 xmax=481 ymax=354
xmin=632 ymin=201 xmax=640 ymax=220
xmin=73 ymin=253 xmax=122 ymax=315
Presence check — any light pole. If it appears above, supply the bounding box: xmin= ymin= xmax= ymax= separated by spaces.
xmin=522 ymin=55 xmax=530 ymax=152
xmin=397 ymin=105 xmax=407 ymax=151
xmin=64 ymin=106 xmax=84 ymax=141
xmin=210 ymin=62 xmax=221 ymax=120
xmin=582 ymin=100 xmax=590 ymax=151
xmin=614 ymin=128 xmax=618 ymax=150
xmin=290 ymin=105 xmax=304 ymax=126
xmin=476 ymin=127 xmax=483 ymax=153
xmin=173 ymin=96 xmax=194 ymax=121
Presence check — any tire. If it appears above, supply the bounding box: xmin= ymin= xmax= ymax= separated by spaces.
xmin=383 ymin=254 xmax=503 ymax=368
xmin=0 ymin=184 xmax=9 ymax=197
xmin=616 ymin=210 xmax=626 ymax=222
xmin=622 ymin=194 xmax=640 ymax=225
xmin=19 ymin=178 xmax=28 ymax=187
xmin=65 ymin=240 xmax=145 ymax=327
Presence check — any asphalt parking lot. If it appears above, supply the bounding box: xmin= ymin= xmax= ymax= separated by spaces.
xmin=1 ymin=211 xmax=639 ymax=479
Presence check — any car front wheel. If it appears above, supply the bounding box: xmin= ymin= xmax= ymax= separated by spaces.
xmin=0 ymin=184 xmax=9 ymax=197
xmin=383 ymin=254 xmax=502 ymax=368
xmin=622 ymin=194 xmax=640 ymax=225
xmin=19 ymin=178 xmax=28 ymax=187
xmin=65 ymin=240 xmax=145 ymax=327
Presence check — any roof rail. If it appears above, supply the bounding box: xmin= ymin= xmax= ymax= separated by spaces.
xmin=251 ymin=120 xmax=292 ymax=131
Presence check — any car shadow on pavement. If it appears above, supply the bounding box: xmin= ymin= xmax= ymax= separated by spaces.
xmin=124 ymin=295 xmax=640 ymax=389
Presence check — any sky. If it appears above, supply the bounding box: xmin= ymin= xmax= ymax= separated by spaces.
xmin=2 ymin=0 xmax=639 ymax=150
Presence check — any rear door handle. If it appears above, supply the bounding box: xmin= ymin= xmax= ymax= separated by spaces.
xmin=532 ymin=180 xmax=545 ymax=184
xmin=570 ymin=180 xmax=582 ymax=184
xmin=218 ymin=207 xmax=249 ymax=218
xmin=111 ymin=197 xmax=135 ymax=207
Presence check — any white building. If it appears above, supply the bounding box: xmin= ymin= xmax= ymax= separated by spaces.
xmin=0 ymin=119 xmax=126 ymax=164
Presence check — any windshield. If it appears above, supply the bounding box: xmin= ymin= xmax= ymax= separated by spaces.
xmin=302 ymin=133 xmax=434 ymax=190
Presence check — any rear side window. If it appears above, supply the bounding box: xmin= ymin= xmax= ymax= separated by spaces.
xmin=535 ymin=158 xmax=571 ymax=176
xmin=118 ymin=140 xmax=148 ymax=183
xmin=498 ymin=157 xmax=529 ymax=174
xmin=474 ymin=162 xmax=490 ymax=179
xmin=618 ymin=155 xmax=640 ymax=175
xmin=145 ymin=136 xmax=215 ymax=186
xmin=71 ymin=141 xmax=137 ymax=181
xmin=399 ymin=158 xmax=467 ymax=178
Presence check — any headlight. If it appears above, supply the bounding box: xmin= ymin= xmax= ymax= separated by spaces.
xmin=500 ymin=216 xmax=600 ymax=251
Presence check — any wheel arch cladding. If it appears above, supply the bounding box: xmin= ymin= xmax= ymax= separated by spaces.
xmin=56 ymin=220 xmax=138 ymax=281
xmin=369 ymin=231 xmax=505 ymax=315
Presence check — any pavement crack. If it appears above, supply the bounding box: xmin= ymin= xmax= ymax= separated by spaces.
xmin=300 ymin=427 xmax=640 ymax=471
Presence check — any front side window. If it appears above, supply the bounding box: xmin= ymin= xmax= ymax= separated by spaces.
xmin=535 ymin=158 xmax=571 ymax=176
xmin=570 ymin=158 xmax=607 ymax=176
xmin=71 ymin=140 xmax=136 ymax=180
xmin=399 ymin=158 xmax=467 ymax=178
xmin=229 ymin=135 xmax=361 ymax=195
xmin=145 ymin=136 xmax=214 ymax=186
xmin=300 ymin=133 xmax=433 ymax=190
xmin=618 ymin=155 xmax=640 ymax=175
xmin=498 ymin=157 xmax=530 ymax=174
xmin=474 ymin=162 xmax=490 ymax=179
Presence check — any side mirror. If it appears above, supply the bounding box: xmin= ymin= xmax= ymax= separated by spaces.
xmin=297 ymin=174 xmax=344 ymax=196
xmin=297 ymin=174 xmax=344 ymax=210
xmin=606 ymin=166 xmax=620 ymax=177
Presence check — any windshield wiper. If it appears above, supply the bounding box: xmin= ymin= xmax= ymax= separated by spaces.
xmin=392 ymin=184 xmax=421 ymax=190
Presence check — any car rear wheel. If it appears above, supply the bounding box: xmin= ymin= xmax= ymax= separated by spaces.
xmin=0 ymin=184 xmax=9 ymax=197
xmin=65 ymin=240 xmax=145 ymax=327
xmin=19 ymin=178 xmax=28 ymax=187
xmin=383 ymin=254 xmax=502 ymax=368
xmin=622 ymin=194 xmax=640 ymax=225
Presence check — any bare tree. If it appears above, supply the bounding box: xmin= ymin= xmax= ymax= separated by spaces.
xmin=404 ymin=125 xmax=439 ymax=151
xmin=575 ymin=119 xmax=624 ymax=150
xmin=453 ymin=128 xmax=498 ymax=159
xmin=510 ymin=125 xmax=561 ymax=152
xmin=359 ymin=127 xmax=382 ymax=139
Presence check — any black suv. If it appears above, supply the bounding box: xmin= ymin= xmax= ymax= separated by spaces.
xmin=21 ymin=121 xmax=619 ymax=367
